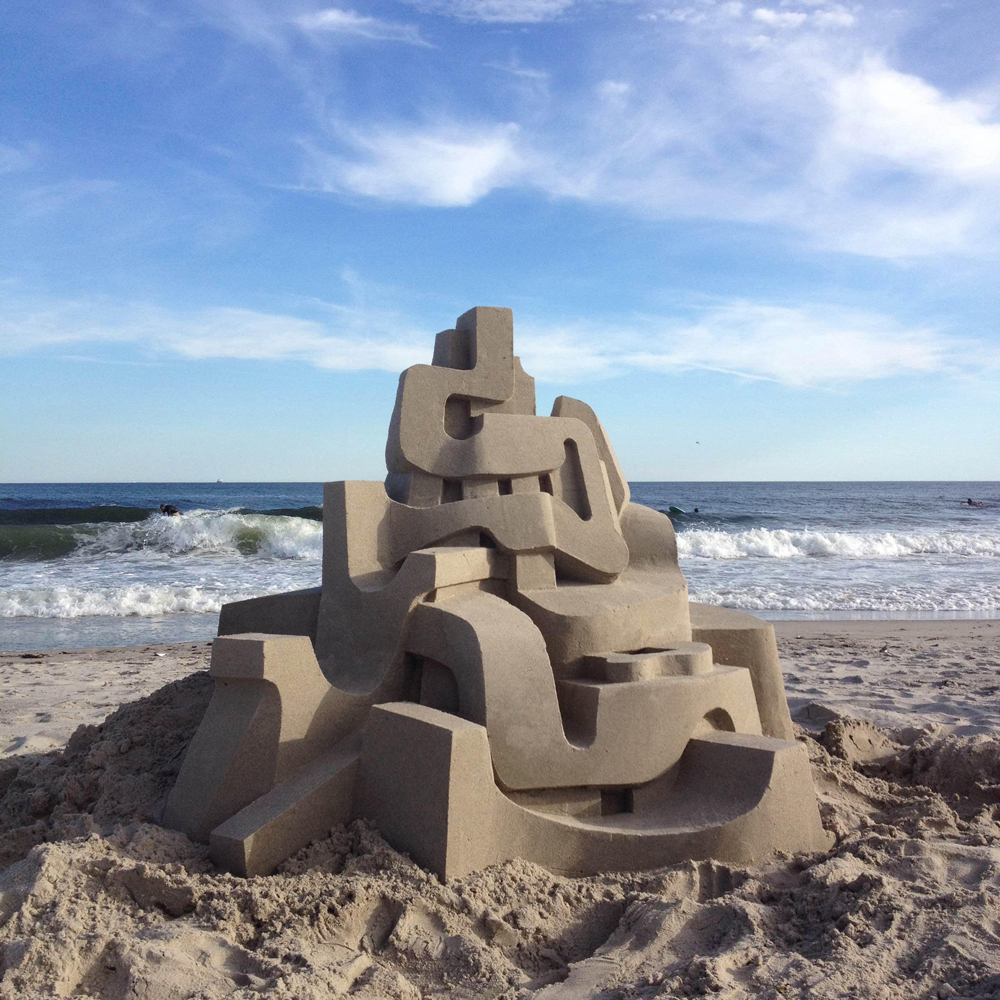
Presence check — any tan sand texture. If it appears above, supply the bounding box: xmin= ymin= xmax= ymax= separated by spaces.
xmin=776 ymin=620 xmax=1000 ymax=736
xmin=0 ymin=644 xmax=212 ymax=758
xmin=1 ymin=622 xmax=1000 ymax=997
xmin=173 ymin=306 xmax=824 ymax=878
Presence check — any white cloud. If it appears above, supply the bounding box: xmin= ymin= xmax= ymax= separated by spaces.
xmin=618 ymin=304 xmax=951 ymax=385
xmin=812 ymin=6 xmax=854 ymax=28
xmin=400 ymin=0 xmax=574 ymax=23
xmin=195 ymin=1 xmax=433 ymax=54
xmin=647 ymin=1 xmax=743 ymax=23
xmin=295 ymin=8 xmax=432 ymax=46
xmin=3 ymin=292 xmax=987 ymax=388
xmin=825 ymin=59 xmax=1000 ymax=183
xmin=15 ymin=179 xmax=118 ymax=218
xmin=191 ymin=0 xmax=1000 ymax=260
xmin=659 ymin=7 xmax=710 ymax=25
xmin=750 ymin=2 xmax=854 ymax=29
xmin=597 ymin=80 xmax=631 ymax=105
xmin=752 ymin=8 xmax=808 ymax=28
xmin=163 ymin=307 xmax=424 ymax=370
xmin=307 ymin=3 xmax=999 ymax=259
xmin=0 ymin=296 xmax=426 ymax=372
xmin=514 ymin=326 xmax=619 ymax=381
xmin=512 ymin=303 xmax=969 ymax=385
xmin=0 ymin=143 xmax=38 ymax=176
xmin=485 ymin=59 xmax=550 ymax=82
xmin=784 ymin=56 xmax=1000 ymax=255
xmin=303 ymin=123 xmax=524 ymax=206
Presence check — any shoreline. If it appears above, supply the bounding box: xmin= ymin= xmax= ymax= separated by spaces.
xmin=2 ymin=617 xmax=997 ymax=759
xmin=3 ymin=613 xmax=998 ymax=656
xmin=771 ymin=617 xmax=1000 ymax=639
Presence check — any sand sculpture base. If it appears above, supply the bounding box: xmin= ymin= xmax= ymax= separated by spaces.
xmin=164 ymin=306 xmax=829 ymax=878
xmin=170 ymin=621 xmax=826 ymax=880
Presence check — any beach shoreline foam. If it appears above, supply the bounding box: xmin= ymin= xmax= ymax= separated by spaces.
xmin=0 ymin=620 xmax=998 ymax=998
xmin=4 ymin=481 xmax=998 ymax=655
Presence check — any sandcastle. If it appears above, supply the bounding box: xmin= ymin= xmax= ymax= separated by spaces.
xmin=164 ymin=307 xmax=829 ymax=878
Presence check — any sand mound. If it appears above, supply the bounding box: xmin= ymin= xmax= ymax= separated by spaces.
xmin=0 ymin=673 xmax=213 ymax=870
xmin=879 ymin=735 xmax=1000 ymax=815
xmin=818 ymin=718 xmax=902 ymax=766
xmin=2 ymin=678 xmax=1000 ymax=999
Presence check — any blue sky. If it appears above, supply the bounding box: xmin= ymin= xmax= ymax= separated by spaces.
xmin=2 ymin=0 xmax=999 ymax=482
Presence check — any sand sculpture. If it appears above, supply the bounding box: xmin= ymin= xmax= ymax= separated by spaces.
xmin=164 ymin=306 xmax=829 ymax=878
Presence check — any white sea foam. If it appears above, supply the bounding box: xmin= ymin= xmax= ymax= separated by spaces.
xmin=4 ymin=513 xmax=998 ymax=622
xmin=0 ymin=511 xmax=322 ymax=619
xmin=677 ymin=528 xmax=1000 ymax=560
xmin=71 ymin=509 xmax=322 ymax=560
xmin=0 ymin=584 xmax=249 ymax=619
xmin=688 ymin=584 xmax=1000 ymax=612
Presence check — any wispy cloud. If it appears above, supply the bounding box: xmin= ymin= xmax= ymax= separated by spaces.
xmin=302 ymin=123 xmax=524 ymax=206
xmin=193 ymin=0 xmax=433 ymax=55
xmin=295 ymin=8 xmax=432 ymax=47
xmin=512 ymin=303 xmax=967 ymax=384
xmin=613 ymin=304 xmax=953 ymax=386
xmin=484 ymin=57 xmax=550 ymax=82
xmin=823 ymin=59 xmax=1000 ymax=184
xmin=14 ymin=1 xmax=1000 ymax=264
xmin=15 ymin=179 xmax=118 ymax=219
xmin=750 ymin=6 xmax=853 ymax=30
xmin=0 ymin=142 xmax=39 ymax=176
xmin=3 ymin=290 xmax=989 ymax=388
xmin=297 ymin=1 xmax=1000 ymax=258
xmin=751 ymin=8 xmax=809 ymax=29
xmin=0 ymin=294 xmax=426 ymax=372
xmin=400 ymin=0 xmax=575 ymax=23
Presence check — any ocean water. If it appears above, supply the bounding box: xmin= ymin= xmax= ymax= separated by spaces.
xmin=1 ymin=481 xmax=997 ymax=651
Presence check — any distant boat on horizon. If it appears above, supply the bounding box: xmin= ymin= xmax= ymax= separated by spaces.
xmin=217 ymin=479 xmax=223 ymax=483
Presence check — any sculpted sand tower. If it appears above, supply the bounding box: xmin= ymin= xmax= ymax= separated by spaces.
xmin=164 ymin=307 xmax=830 ymax=877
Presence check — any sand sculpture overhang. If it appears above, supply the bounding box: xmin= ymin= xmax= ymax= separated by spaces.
xmin=163 ymin=306 xmax=830 ymax=878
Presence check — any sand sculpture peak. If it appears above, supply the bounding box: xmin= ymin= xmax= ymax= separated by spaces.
xmin=164 ymin=306 xmax=829 ymax=877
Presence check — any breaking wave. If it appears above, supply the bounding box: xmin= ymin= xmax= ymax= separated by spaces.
xmin=676 ymin=528 xmax=1000 ymax=560
xmin=3 ymin=503 xmax=997 ymax=625
xmin=0 ymin=584 xmax=249 ymax=619
xmin=0 ymin=505 xmax=322 ymax=526
xmin=688 ymin=584 xmax=1000 ymax=613
xmin=0 ymin=510 xmax=322 ymax=562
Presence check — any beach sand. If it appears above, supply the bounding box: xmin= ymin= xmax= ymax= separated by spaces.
xmin=0 ymin=619 xmax=998 ymax=998
xmin=0 ymin=642 xmax=214 ymax=759
xmin=774 ymin=619 xmax=1000 ymax=737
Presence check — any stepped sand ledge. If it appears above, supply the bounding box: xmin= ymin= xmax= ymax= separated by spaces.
xmin=0 ymin=618 xmax=998 ymax=998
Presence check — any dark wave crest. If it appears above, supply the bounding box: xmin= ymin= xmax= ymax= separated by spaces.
xmin=0 ymin=505 xmax=324 ymax=527
xmin=0 ymin=508 xmax=325 ymax=562
xmin=0 ymin=506 xmax=153 ymax=526
xmin=657 ymin=508 xmax=763 ymax=527
xmin=0 ymin=525 xmax=88 ymax=560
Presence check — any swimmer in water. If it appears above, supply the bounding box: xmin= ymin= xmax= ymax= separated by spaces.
xmin=160 ymin=504 xmax=180 ymax=516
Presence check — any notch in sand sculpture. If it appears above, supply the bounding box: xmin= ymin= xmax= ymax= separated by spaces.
xmin=164 ymin=307 xmax=829 ymax=878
